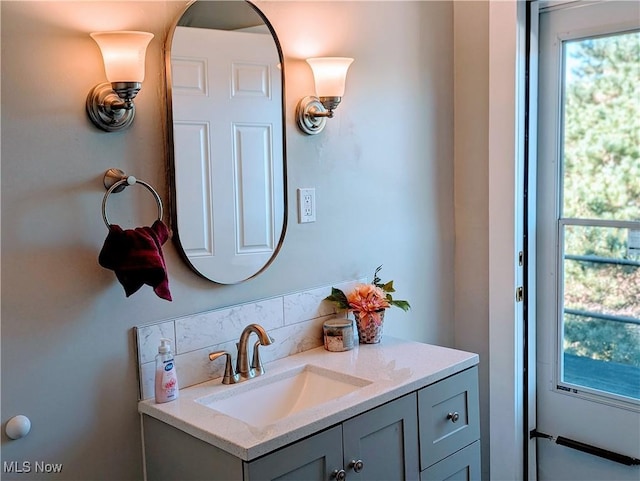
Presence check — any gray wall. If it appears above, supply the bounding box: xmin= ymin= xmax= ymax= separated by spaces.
xmin=1 ymin=1 xmax=461 ymax=479
xmin=453 ymin=3 xmax=490 ymax=480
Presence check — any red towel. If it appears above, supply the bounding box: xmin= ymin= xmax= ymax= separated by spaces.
xmin=98 ymin=220 xmax=172 ymax=301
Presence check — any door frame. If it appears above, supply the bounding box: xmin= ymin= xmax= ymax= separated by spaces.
xmin=487 ymin=1 xmax=533 ymax=479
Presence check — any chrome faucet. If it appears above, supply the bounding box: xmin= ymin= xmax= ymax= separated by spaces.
xmin=236 ymin=323 xmax=274 ymax=380
xmin=208 ymin=323 xmax=274 ymax=384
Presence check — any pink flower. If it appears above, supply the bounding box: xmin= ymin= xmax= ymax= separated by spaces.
xmin=347 ymin=283 xmax=390 ymax=327
xmin=323 ymin=267 xmax=411 ymax=331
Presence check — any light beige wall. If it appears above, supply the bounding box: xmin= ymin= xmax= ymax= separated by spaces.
xmin=453 ymin=2 xmax=490 ymax=478
xmin=1 ymin=1 xmax=454 ymax=479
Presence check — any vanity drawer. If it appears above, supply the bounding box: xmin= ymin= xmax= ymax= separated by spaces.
xmin=418 ymin=367 xmax=479 ymax=469
xmin=420 ymin=440 xmax=481 ymax=481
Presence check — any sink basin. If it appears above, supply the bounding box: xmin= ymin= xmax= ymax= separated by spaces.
xmin=196 ymin=364 xmax=372 ymax=427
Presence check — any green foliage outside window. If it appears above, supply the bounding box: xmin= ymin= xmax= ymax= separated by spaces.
xmin=563 ymin=32 xmax=640 ymax=222
xmin=561 ymin=32 xmax=640 ymax=368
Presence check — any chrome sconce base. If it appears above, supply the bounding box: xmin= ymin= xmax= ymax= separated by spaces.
xmin=86 ymin=82 xmax=141 ymax=132
xmin=296 ymin=95 xmax=342 ymax=135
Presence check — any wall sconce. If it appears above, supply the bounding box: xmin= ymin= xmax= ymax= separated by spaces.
xmin=86 ymin=31 xmax=154 ymax=132
xmin=296 ymin=57 xmax=354 ymax=135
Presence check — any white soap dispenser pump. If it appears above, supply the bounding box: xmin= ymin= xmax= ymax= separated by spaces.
xmin=155 ymin=338 xmax=179 ymax=403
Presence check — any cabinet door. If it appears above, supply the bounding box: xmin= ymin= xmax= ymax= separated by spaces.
xmin=418 ymin=367 xmax=479 ymax=469
xmin=244 ymin=425 xmax=343 ymax=481
xmin=342 ymin=393 xmax=420 ymax=481
xmin=143 ymin=415 xmax=243 ymax=481
xmin=420 ymin=441 xmax=481 ymax=481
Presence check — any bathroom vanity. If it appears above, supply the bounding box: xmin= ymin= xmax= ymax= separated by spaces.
xmin=139 ymin=338 xmax=480 ymax=480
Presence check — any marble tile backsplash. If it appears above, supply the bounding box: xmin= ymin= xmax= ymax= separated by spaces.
xmin=134 ymin=279 xmax=363 ymax=400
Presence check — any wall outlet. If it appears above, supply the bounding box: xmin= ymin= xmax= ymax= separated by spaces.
xmin=297 ymin=188 xmax=316 ymax=223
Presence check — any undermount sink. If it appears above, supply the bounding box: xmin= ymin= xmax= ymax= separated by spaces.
xmin=196 ymin=364 xmax=372 ymax=427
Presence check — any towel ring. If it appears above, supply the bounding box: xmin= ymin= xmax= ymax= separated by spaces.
xmin=101 ymin=168 xmax=163 ymax=228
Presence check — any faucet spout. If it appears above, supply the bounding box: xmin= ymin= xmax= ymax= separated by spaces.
xmin=236 ymin=323 xmax=274 ymax=380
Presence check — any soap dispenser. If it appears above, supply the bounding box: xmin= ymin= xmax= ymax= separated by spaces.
xmin=155 ymin=338 xmax=179 ymax=403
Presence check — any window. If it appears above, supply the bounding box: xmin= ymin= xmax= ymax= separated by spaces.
xmin=558 ymin=30 xmax=640 ymax=402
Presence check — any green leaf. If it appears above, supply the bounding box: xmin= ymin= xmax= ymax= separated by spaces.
xmin=373 ymin=265 xmax=383 ymax=285
xmin=382 ymin=280 xmax=395 ymax=293
xmin=324 ymin=288 xmax=349 ymax=309
xmin=391 ymin=300 xmax=411 ymax=312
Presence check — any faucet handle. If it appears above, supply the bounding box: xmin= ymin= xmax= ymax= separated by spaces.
xmin=251 ymin=335 xmax=275 ymax=376
xmin=209 ymin=350 xmax=239 ymax=384
xmin=251 ymin=341 xmax=265 ymax=375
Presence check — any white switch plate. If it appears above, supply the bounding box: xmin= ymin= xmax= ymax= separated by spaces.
xmin=297 ymin=188 xmax=316 ymax=223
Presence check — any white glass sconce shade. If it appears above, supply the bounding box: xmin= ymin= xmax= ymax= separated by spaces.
xmin=86 ymin=31 xmax=154 ymax=132
xmin=90 ymin=31 xmax=153 ymax=82
xmin=296 ymin=57 xmax=354 ymax=135
xmin=306 ymin=57 xmax=354 ymax=98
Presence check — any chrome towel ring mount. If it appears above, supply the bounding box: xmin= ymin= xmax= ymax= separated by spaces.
xmin=101 ymin=168 xmax=163 ymax=228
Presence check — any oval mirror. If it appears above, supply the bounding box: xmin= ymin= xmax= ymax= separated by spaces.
xmin=166 ymin=0 xmax=286 ymax=284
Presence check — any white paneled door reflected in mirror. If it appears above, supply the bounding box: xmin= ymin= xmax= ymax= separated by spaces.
xmin=166 ymin=1 xmax=286 ymax=284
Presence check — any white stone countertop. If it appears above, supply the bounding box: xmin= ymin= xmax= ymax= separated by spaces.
xmin=139 ymin=337 xmax=478 ymax=461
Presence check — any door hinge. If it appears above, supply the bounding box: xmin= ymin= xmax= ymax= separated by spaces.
xmin=516 ymin=286 xmax=524 ymax=302
xmin=518 ymin=251 xmax=524 ymax=266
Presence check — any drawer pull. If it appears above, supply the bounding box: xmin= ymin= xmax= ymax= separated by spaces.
xmin=350 ymin=459 xmax=364 ymax=472
xmin=447 ymin=411 xmax=460 ymax=423
xmin=332 ymin=468 xmax=346 ymax=480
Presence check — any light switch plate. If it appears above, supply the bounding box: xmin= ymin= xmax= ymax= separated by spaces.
xmin=297 ymin=188 xmax=316 ymax=223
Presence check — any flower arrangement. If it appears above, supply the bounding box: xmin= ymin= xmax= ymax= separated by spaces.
xmin=324 ymin=266 xmax=411 ymax=329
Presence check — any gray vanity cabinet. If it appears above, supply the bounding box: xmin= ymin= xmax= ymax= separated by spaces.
xmin=246 ymin=393 xmax=419 ymax=481
xmin=420 ymin=441 xmax=481 ymax=481
xmin=418 ymin=367 xmax=480 ymax=480
xmin=142 ymin=368 xmax=479 ymax=481
xmin=244 ymin=425 xmax=343 ymax=480
xmin=341 ymin=393 xmax=419 ymax=480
